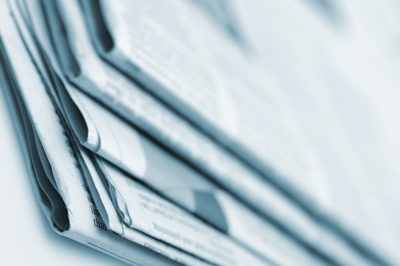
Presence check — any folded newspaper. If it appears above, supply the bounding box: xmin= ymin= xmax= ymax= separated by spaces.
xmin=1 ymin=0 xmax=400 ymax=265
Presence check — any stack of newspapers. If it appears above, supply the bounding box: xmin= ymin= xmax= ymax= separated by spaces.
xmin=2 ymin=0 xmax=400 ymax=265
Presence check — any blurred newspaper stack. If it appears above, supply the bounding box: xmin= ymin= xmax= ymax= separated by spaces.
xmin=1 ymin=0 xmax=400 ymax=265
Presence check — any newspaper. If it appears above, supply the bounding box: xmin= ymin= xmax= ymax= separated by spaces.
xmin=3 ymin=0 xmax=400 ymax=265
